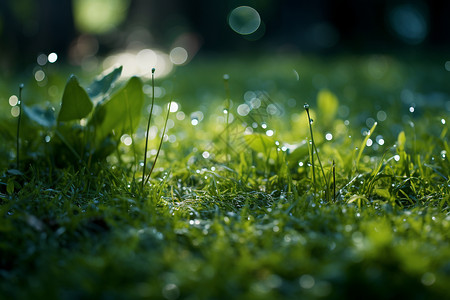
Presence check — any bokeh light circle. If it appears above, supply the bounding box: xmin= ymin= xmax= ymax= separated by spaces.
xmin=228 ymin=6 xmax=261 ymax=35
xmin=170 ymin=47 xmax=188 ymax=65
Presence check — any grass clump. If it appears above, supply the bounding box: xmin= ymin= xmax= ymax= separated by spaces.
xmin=0 ymin=54 xmax=449 ymax=299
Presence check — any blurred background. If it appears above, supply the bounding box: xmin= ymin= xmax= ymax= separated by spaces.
xmin=1 ymin=0 xmax=449 ymax=75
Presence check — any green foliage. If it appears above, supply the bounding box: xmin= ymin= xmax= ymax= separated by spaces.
xmin=57 ymin=75 xmax=93 ymax=122
xmin=5 ymin=66 xmax=145 ymax=167
xmin=91 ymin=76 xmax=144 ymax=147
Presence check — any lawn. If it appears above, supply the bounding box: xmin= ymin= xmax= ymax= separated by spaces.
xmin=1 ymin=53 xmax=449 ymax=299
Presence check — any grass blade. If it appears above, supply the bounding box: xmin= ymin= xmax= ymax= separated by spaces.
xmin=356 ymin=121 xmax=377 ymax=170
xmin=142 ymin=68 xmax=156 ymax=189
xmin=144 ymin=100 xmax=172 ymax=186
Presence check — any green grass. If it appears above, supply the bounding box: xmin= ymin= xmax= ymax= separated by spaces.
xmin=0 ymin=53 xmax=449 ymax=299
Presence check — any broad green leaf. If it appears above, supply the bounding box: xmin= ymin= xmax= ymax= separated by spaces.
xmin=243 ymin=133 xmax=276 ymax=157
xmin=94 ymin=76 xmax=144 ymax=145
xmin=57 ymin=75 xmax=93 ymax=122
xmin=317 ymin=89 xmax=339 ymax=125
xmin=22 ymin=105 xmax=56 ymax=128
xmin=87 ymin=66 xmax=123 ymax=100
xmin=397 ymin=131 xmax=406 ymax=153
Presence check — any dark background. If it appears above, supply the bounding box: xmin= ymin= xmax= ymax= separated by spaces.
xmin=1 ymin=0 xmax=449 ymax=71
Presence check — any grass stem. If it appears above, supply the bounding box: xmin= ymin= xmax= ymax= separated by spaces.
xmin=16 ymin=84 xmax=24 ymax=170
xmin=142 ymin=68 xmax=156 ymax=189
xmin=304 ymin=103 xmax=316 ymax=194
xmin=224 ymin=74 xmax=230 ymax=164
xmin=144 ymin=100 xmax=171 ymax=186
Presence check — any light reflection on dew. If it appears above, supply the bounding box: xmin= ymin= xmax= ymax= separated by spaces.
xmin=120 ymin=134 xmax=132 ymax=146
xmin=166 ymin=119 xmax=175 ymax=129
xmin=168 ymin=135 xmax=176 ymax=143
xmin=299 ymin=162 xmax=304 ymax=167
xmin=35 ymin=70 xmax=46 ymax=82
xmin=169 ymin=47 xmax=188 ymax=65
xmin=366 ymin=139 xmax=373 ymax=147
xmin=266 ymin=130 xmax=274 ymax=137
xmin=202 ymin=151 xmax=210 ymax=159
xmin=250 ymin=97 xmax=261 ymax=109
xmin=48 ymin=52 xmax=58 ymax=63
xmin=228 ymin=6 xmax=261 ymax=35
xmin=37 ymin=54 xmax=47 ymax=66
xmin=325 ymin=133 xmax=333 ymax=141
xmin=377 ymin=110 xmax=387 ymax=121
xmin=409 ymin=106 xmax=415 ymax=113
xmin=366 ymin=117 xmax=376 ymax=128
xmin=244 ymin=90 xmax=256 ymax=102
xmin=191 ymin=118 xmax=199 ymax=126
xmin=287 ymin=98 xmax=297 ymax=107
xmin=176 ymin=111 xmax=185 ymax=120
xmin=376 ymin=135 xmax=385 ymax=145
xmin=394 ymin=155 xmax=401 ymax=161
xmin=421 ymin=272 xmax=436 ymax=286
xmin=168 ymin=102 xmax=179 ymax=112
xmin=45 ymin=135 xmax=51 ymax=143
xmin=441 ymin=119 xmax=446 ymax=125
xmin=261 ymin=123 xmax=267 ymax=129
xmin=299 ymin=274 xmax=315 ymax=289
xmin=237 ymin=103 xmax=251 ymax=116
xmin=9 ymin=95 xmax=18 ymax=106
xmin=11 ymin=106 xmax=20 ymax=117
xmin=266 ymin=103 xmax=278 ymax=115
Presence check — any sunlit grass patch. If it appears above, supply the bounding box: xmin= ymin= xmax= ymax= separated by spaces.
xmin=0 ymin=54 xmax=449 ymax=299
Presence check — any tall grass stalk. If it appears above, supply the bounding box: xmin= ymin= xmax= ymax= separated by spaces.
xmin=356 ymin=121 xmax=377 ymax=170
xmin=304 ymin=103 xmax=330 ymax=200
xmin=16 ymin=84 xmax=24 ymax=170
xmin=304 ymin=104 xmax=316 ymax=193
xmin=144 ymin=100 xmax=172 ymax=186
xmin=142 ymin=68 xmax=156 ymax=189
xmin=223 ymin=74 xmax=231 ymax=164
xmin=333 ymin=160 xmax=336 ymax=202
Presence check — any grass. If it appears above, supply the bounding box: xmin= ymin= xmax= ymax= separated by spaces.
xmin=0 ymin=53 xmax=449 ymax=299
